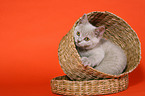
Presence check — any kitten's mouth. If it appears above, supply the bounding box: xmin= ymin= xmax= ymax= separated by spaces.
xmin=84 ymin=45 xmax=90 ymax=48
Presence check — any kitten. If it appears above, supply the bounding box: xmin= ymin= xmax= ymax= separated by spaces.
xmin=74 ymin=14 xmax=127 ymax=75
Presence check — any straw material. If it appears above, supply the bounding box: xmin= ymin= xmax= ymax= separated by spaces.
xmin=58 ymin=11 xmax=141 ymax=80
xmin=51 ymin=75 xmax=128 ymax=95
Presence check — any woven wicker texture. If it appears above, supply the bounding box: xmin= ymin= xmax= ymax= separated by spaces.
xmin=51 ymin=75 xmax=128 ymax=95
xmin=58 ymin=11 xmax=141 ymax=81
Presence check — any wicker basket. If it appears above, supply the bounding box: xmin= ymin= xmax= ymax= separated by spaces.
xmin=51 ymin=11 xmax=141 ymax=95
xmin=51 ymin=75 xmax=128 ymax=95
xmin=58 ymin=11 xmax=141 ymax=81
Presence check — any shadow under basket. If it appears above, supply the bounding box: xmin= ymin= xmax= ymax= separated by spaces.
xmin=51 ymin=11 xmax=141 ymax=95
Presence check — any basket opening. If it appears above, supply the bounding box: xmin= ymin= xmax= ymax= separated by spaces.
xmin=74 ymin=11 xmax=141 ymax=75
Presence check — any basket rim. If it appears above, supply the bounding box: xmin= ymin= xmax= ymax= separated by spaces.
xmin=51 ymin=75 xmax=125 ymax=82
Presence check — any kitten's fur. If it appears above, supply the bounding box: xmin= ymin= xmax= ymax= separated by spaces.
xmin=74 ymin=14 xmax=127 ymax=75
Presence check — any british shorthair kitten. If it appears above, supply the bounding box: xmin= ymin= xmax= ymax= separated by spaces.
xmin=74 ymin=14 xmax=127 ymax=75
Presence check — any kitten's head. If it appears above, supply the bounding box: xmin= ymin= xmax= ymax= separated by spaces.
xmin=74 ymin=14 xmax=105 ymax=50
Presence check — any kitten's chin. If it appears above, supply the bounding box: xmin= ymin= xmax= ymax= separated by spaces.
xmin=76 ymin=43 xmax=96 ymax=50
xmin=84 ymin=44 xmax=96 ymax=50
xmin=75 ymin=43 xmax=87 ymax=49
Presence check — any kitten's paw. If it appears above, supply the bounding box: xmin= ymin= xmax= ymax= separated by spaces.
xmin=81 ymin=57 xmax=91 ymax=67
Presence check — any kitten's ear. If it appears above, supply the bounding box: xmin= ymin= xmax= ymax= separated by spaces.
xmin=95 ymin=25 xmax=105 ymax=38
xmin=78 ymin=14 xmax=89 ymax=25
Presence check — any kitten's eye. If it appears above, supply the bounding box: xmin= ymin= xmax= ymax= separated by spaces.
xmin=84 ymin=37 xmax=90 ymax=41
xmin=76 ymin=31 xmax=80 ymax=36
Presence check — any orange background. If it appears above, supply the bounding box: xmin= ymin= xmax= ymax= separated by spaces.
xmin=0 ymin=0 xmax=145 ymax=96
